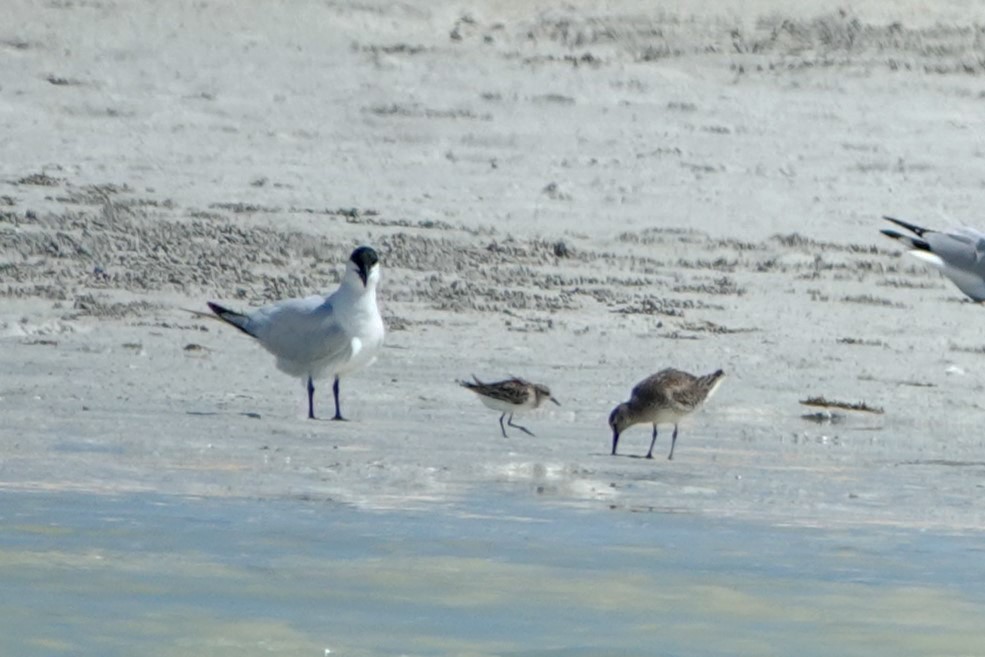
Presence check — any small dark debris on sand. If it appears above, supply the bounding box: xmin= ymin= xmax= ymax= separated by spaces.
xmin=801 ymin=409 xmax=845 ymax=424
xmin=551 ymin=240 xmax=571 ymax=258
xmin=837 ymin=337 xmax=885 ymax=347
xmin=800 ymin=396 xmax=884 ymax=414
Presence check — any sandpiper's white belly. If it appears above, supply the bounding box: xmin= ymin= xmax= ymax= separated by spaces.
xmin=649 ymin=406 xmax=687 ymax=426
xmin=478 ymin=395 xmax=535 ymax=414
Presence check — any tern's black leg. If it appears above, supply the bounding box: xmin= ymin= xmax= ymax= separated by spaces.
xmin=667 ymin=424 xmax=679 ymax=460
xmin=507 ymin=414 xmax=535 ymax=437
xmin=646 ymin=424 xmax=658 ymax=459
xmin=307 ymin=376 xmax=316 ymax=420
xmin=498 ymin=413 xmax=508 ymax=438
xmin=332 ymin=376 xmax=346 ymax=421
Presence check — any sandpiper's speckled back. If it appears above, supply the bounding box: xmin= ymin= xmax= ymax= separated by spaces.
xmin=630 ymin=368 xmax=725 ymax=416
xmin=461 ymin=376 xmax=534 ymax=406
xmin=460 ymin=375 xmax=560 ymax=438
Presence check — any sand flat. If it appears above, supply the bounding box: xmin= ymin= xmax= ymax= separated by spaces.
xmin=2 ymin=0 xmax=985 ymax=536
xmin=6 ymin=2 xmax=985 ymax=653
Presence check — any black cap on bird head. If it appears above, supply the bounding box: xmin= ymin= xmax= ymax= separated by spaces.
xmin=349 ymin=246 xmax=379 ymax=286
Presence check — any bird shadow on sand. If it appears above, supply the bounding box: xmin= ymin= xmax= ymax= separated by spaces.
xmin=589 ymin=452 xmax=670 ymax=460
xmin=186 ymin=410 xmax=263 ymax=419
xmin=897 ymin=459 xmax=985 ymax=467
xmin=186 ymin=410 xmax=358 ymax=423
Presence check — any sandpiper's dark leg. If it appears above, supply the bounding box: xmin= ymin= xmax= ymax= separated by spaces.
xmin=667 ymin=424 xmax=679 ymax=460
xmin=307 ymin=376 xmax=316 ymax=420
xmin=331 ymin=376 xmax=346 ymax=421
xmin=499 ymin=413 xmax=508 ymax=438
xmin=507 ymin=414 xmax=535 ymax=437
xmin=646 ymin=424 xmax=658 ymax=459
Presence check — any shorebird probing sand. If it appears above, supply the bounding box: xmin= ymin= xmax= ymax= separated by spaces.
xmin=609 ymin=368 xmax=725 ymax=460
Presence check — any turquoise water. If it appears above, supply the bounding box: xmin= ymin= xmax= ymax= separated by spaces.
xmin=1 ymin=491 xmax=984 ymax=657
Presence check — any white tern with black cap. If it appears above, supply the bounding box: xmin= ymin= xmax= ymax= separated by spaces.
xmin=207 ymin=246 xmax=385 ymax=420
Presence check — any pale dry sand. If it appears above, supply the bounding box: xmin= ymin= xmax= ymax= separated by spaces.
xmin=4 ymin=0 xmax=985 ymax=531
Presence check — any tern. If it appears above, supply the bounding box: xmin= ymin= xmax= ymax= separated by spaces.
xmin=207 ymin=246 xmax=385 ymax=420
xmin=881 ymin=216 xmax=985 ymax=301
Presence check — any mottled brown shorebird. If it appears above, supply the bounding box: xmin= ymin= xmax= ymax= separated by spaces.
xmin=460 ymin=376 xmax=560 ymax=437
xmin=609 ymin=368 xmax=725 ymax=460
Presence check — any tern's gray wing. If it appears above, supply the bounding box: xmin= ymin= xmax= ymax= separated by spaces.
xmin=949 ymin=226 xmax=985 ymax=240
xmin=926 ymin=230 xmax=985 ymax=271
xmin=248 ymin=295 xmax=353 ymax=369
xmin=912 ymin=229 xmax=985 ymax=301
xmin=946 ymin=227 xmax=985 ymax=264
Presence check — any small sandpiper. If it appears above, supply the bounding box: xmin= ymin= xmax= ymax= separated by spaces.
xmin=460 ymin=376 xmax=560 ymax=437
xmin=609 ymin=368 xmax=725 ymax=460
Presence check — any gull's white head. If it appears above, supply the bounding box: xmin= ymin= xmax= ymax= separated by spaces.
xmin=344 ymin=246 xmax=381 ymax=290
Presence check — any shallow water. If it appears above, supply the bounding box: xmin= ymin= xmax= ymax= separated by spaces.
xmin=1 ymin=490 xmax=984 ymax=657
